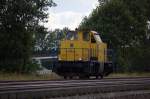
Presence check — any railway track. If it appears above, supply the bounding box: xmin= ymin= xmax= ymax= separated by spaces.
xmin=0 ymin=77 xmax=150 ymax=99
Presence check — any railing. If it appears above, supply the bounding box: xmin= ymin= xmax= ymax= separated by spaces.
xmin=59 ymin=48 xmax=114 ymax=62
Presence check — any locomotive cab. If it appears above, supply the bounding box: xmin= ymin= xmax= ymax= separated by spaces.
xmin=53 ymin=31 xmax=113 ymax=79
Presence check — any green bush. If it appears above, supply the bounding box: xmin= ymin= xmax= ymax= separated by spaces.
xmin=22 ymin=62 xmax=40 ymax=73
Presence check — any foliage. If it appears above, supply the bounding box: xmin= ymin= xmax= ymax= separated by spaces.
xmin=33 ymin=25 xmax=49 ymax=51
xmin=0 ymin=71 xmax=59 ymax=80
xmin=33 ymin=27 xmax=70 ymax=53
xmin=23 ymin=62 xmax=40 ymax=73
xmin=0 ymin=0 xmax=56 ymax=72
xmin=79 ymin=0 xmax=150 ymax=72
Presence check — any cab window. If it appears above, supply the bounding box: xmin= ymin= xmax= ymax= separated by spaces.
xmin=66 ymin=31 xmax=78 ymax=40
xmin=91 ymin=34 xmax=96 ymax=43
xmin=83 ymin=32 xmax=90 ymax=41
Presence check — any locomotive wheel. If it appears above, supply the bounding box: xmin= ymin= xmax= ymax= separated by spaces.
xmin=64 ymin=76 xmax=73 ymax=79
xmin=79 ymin=76 xmax=83 ymax=79
xmin=64 ymin=76 xmax=67 ymax=79
xmin=96 ymin=76 xmax=99 ymax=79
xmin=79 ymin=75 xmax=89 ymax=79
xmin=96 ymin=75 xmax=103 ymax=79
xmin=100 ymin=75 xmax=104 ymax=79
xmin=69 ymin=76 xmax=73 ymax=79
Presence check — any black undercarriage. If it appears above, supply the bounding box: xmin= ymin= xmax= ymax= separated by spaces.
xmin=53 ymin=61 xmax=113 ymax=79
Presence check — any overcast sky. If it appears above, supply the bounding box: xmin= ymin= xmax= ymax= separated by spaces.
xmin=44 ymin=0 xmax=99 ymax=30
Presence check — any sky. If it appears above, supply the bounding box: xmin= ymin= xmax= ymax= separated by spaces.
xmin=44 ymin=0 xmax=99 ymax=30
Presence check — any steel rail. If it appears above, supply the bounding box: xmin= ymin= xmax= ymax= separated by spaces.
xmin=0 ymin=78 xmax=150 ymax=92
xmin=0 ymin=77 xmax=150 ymax=99
xmin=0 ymin=81 xmax=150 ymax=99
xmin=0 ymin=77 xmax=150 ymax=86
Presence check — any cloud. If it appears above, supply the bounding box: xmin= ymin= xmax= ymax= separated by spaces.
xmin=45 ymin=11 xmax=88 ymax=30
xmin=45 ymin=0 xmax=99 ymax=30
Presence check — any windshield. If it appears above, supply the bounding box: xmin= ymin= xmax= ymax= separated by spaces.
xmin=66 ymin=31 xmax=78 ymax=40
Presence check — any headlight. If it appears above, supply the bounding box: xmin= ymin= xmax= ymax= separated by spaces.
xmin=79 ymin=58 xmax=82 ymax=61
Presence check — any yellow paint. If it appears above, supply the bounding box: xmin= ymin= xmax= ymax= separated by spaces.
xmin=59 ymin=31 xmax=107 ymax=63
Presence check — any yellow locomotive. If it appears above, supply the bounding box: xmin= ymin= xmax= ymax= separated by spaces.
xmin=53 ymin=30 xmax=113 ymax=79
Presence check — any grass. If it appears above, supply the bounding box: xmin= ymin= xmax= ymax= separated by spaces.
xmin=0 ymin=72 xmax=149 ymax=81
xmin=108 ymin=72 xmax=150 ymax=78
xmin=0 ymin=72 xmax=61 ymax=81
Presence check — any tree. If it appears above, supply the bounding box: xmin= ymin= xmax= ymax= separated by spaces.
xmin=98 ymin=0 xmax=110 ymax=6
xmin=33 ymin=26 xmax=49 ymax=51
xmin=80 ymin=0 xmax=137 ymax=48
xmin=33 ymin=27 xmax=70 ymax=57
xmin=79 ymin=0 xmax=150 ymax=72
xmin=0 ymin=0 xmax=56 ymax=72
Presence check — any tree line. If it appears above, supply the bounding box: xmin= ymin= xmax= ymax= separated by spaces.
xmin=79 ymin=0 xmax=150 ymax=72
xmin=0 ymin=0 xmax=56 ymax=73
xmin=0 ymin=0 xmax=150 ymax=73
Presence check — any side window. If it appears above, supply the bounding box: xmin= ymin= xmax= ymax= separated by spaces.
xmin=91 ymin=35 xmax=96 ymax=43
xmin=83 ymin=32 xmax=90 ymax=41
